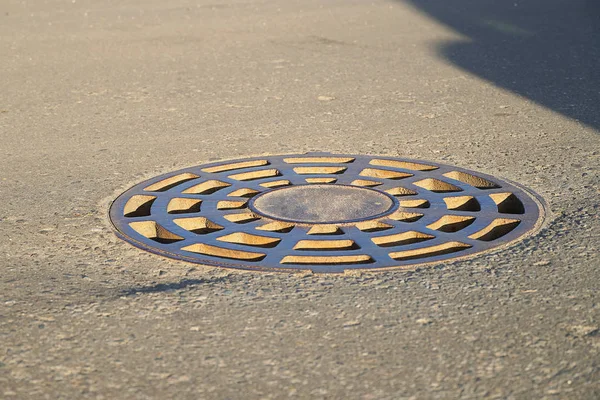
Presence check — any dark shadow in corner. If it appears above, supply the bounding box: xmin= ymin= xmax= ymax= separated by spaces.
xmin=123 ymin=277 xmax=228 ymax=296
xmin=405 ymin=0 xmax=600 ymax=132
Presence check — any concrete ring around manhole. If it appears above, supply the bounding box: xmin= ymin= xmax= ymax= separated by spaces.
xmin=109 ymin=153 xmax=545 ymax=273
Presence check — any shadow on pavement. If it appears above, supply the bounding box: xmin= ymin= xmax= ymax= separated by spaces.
xmin=405 ymin=0 xmax=600 ymax=132
xmin=123 ymin=277 xmax=226 ymax=296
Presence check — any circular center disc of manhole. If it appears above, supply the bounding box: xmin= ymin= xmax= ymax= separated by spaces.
xmin=109 ymin=153 xmax=545 ymax=273
xmin=249 ymin=184 xmax=396 ymax=224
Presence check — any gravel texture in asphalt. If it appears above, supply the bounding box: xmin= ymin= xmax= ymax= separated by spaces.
xmin=1 ymin=0 xmax=598 ymax=398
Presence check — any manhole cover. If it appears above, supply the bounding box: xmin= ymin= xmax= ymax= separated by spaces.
xmin=109 ymin=154 xmax=544 ymax=273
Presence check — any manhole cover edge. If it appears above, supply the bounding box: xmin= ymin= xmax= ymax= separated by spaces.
xmin=108 ymin=153 xmax=547 ymax=274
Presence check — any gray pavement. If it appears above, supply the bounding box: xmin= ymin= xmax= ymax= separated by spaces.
xmin=1 ymin=0 xmax=599 ymax=398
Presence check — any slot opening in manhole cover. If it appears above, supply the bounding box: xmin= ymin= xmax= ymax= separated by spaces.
xmin=109 ymin=153 xmax=544 ymax=273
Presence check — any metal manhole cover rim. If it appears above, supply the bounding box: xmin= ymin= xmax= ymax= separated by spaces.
xmin=108 ymin=152 xmax=547 ymax=273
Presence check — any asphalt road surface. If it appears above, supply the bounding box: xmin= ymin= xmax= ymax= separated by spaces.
xmin=1 ymin=0 xmax=599 ymax=398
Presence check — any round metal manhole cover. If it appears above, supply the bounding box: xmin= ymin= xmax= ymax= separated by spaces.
xmin=109 ymin=153 xmax=544 ymax=273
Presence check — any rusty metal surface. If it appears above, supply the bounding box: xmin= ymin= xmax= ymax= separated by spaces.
xmin=109 ymin=153 xmax=544 ymax=273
